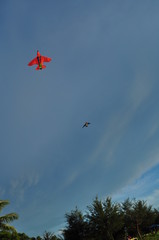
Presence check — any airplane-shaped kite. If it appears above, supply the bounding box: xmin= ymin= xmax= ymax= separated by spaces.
xmin=28 ymin=50 xmax=51 ymax=70
xmin=82 ymin=122 xmax=91 ymax=128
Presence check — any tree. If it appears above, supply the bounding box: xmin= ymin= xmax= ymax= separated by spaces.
xmin=122 ymin=198 xmax=156 ymax=239
xmin=122 ymin=198 xmax=134 ymax=238
xmin=42 ymin=231 xmax=54 ymax=240
xmin=86 ymin=196 xmax=124 ymax=240
xmin=36 ymin=236 xmax=42 ymax=240
xmin=42 ymin=231 xmax=60 ymax=240
xmin=132 ymin=200 xmax=155 ymax=239
xmin=18 ymin=232 xmax=31 ymax=240
xmin=0 ymin=230 xmax=20 ymax=240
xmin=63 ymin=207 xmax=86 ymax=240
xmin=0 ymin=200 xmax=18 ymax=232
xmin=154 ymin=208 xmax=159 ymax=224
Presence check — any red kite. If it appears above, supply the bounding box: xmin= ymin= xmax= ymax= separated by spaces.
xmin=28 ymin=50 xmax=51 ymax=70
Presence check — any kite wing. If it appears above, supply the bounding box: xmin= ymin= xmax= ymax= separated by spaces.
xmin=28 ymin=57 xmax=38 ymax=66
xmin=41 ymin=56 xmax=52 ymax=63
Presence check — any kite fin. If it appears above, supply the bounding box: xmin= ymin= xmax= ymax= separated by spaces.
xmin=42 ymin=65 xmax=46 ymax=69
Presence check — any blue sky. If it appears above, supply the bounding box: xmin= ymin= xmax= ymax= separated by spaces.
xmin=1 ymin=0 xmax=159 ymax=237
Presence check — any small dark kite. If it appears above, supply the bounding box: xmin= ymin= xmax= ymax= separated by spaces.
xmin=82 ymin=122 xmax=91 ymax=128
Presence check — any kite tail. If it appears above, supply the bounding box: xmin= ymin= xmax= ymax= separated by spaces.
xmin=36 ymin=65 xmax=46 ymax=70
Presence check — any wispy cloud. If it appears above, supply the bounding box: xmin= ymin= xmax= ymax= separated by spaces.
xmin=112 ymin=163 xmax=159 ymax=206
xmin=87 ymin=71 xmax=154 ymax=167
xmin=62 ymin=171 xmax=79 ymax=189
xmin=146 ymin=123 xmax=159 ymax=141
xmin=9 ymin=172 xmax=39 ymax=201
xmin=146 ymin=189 xmax=159 ymax=207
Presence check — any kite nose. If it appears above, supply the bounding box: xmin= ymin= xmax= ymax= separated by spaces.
xmin=37 ymin=50 xmax=40 ymax=56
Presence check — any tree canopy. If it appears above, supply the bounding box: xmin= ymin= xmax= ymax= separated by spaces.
xmin=1 ymin=197 xmax=159 ymax=240
xmin=0 ymin=200 xmax=18 ymax=233
xmin=63 ymin=197 xmax=159 ymax=240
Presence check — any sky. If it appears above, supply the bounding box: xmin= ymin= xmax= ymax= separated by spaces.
xmin=1 ymin=0 xmax=159 ymax=237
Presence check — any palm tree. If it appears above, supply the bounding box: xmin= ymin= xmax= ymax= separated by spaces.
xmin=0 ymin=199 xmax=19 ymax=232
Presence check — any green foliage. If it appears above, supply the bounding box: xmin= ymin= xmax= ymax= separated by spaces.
xmin=63 ymin=197 xmax=125 ymax=240
xmin=36 ymin=236 xmax=42 ymax=240
xmin=0 ymin=197 xmax=158 ymax=240
xmin=86 ymin=196 xmax=124 ymax=240
xmin=63 ymin=207 xmax=86 ymax=240
xmin=42 ymin=231 xmax=54 ymax=240
xmin=0 ymin=230 xmax=20 ymax=240
xmin=142 ymin=232 xmax=159 ymax=240
xmin=63 ymin=197 xmax=159 ymax=240
xmin=42 ymin=231 xmax=61 ymax=240
xmin=121 ymin=198 xmax=156 ymax=239
xmin=18 ymin=232 xmax=31 ymax=240
xmin=132 ymin=200 xmax=155 ymax=239
xmin=0 ymin=199 xmax=18 ymax=233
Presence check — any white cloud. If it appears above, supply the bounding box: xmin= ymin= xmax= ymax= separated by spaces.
xmin=62 ymin=171 xmax=79 ymax=190
xmin=87 ymin=71 xmax=154 ymax=168
xmin=112 ymin=163 xmax=159 ymax=206
xmin=9 ymin=172 xmax=39 ymax=201
xmin=129 ymin=72 xmax=153 ymax=110
xmin=146 ymin=123 xmax=159 ymax=141
xmin=145 ymin=189 xmax=159 ymax=207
